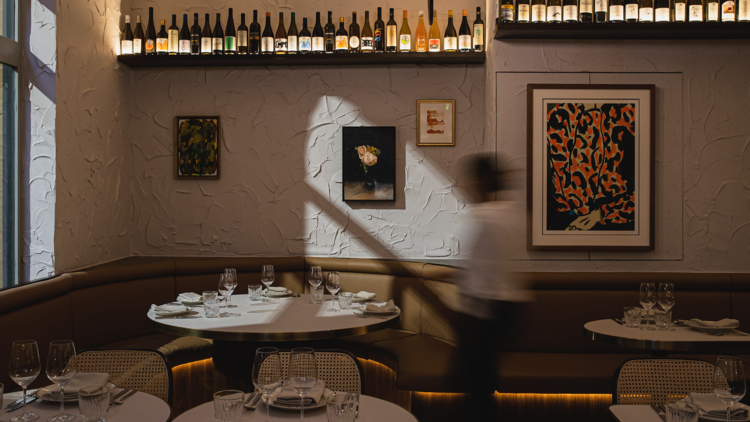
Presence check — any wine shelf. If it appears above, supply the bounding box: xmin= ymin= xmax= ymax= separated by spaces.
xmin=494 ymin=22 xmax=750 ymax=40
xmin=117 ymin=52 xmax=486 ymax=68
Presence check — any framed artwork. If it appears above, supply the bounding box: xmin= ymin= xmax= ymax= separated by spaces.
xmin=417 ymin=100 xmax=455 ymax=146
xmin=527 ymin=84 xmax=655 ymax=251
xmin=342 ymin=126 xmax=396 ymax=202
xmin=174 ymin=116 xmax=221 ymax=179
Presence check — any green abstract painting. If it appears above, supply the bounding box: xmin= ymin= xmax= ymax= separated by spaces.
xmin=175 ymin=116 xmax=220 ymax=178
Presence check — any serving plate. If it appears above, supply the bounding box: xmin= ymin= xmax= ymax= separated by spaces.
xmin=37 ymin=382 xmax=116 ymax=403
xmin=262 ymin=389 xmax=332 ymax=411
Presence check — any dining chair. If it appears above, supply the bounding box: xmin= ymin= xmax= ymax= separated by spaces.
xmin=612 ymin=358 xmax=715 ymax=405
xmin=77 ymin=349 xmax=172 ymax=403
xmin=269 ymin=349 xmax=365 ymax=394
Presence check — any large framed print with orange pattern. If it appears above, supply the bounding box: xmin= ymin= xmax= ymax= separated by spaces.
xmin=527 ymin=84 xmax=655 ymax=251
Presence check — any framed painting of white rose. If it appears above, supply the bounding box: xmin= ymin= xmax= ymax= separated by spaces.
xmin=342 ymin=126 xmax=396 ymax=202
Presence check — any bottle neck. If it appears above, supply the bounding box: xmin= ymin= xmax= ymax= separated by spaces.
xmin=241 ymin=16 xmax=245 ymax=25
xmin=172 ymin=17 xmax=176 ymax=26
xmin=253 ymin=11 xmax=257 ymax=22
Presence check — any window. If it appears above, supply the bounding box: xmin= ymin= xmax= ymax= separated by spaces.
xmin=1 ymin=0 xmax=18 ymax=288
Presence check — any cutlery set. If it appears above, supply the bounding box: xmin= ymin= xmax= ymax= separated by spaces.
xmin=244 ymin=391 xmax=262 ymax=410
xmin=5 ymin=388 xmax=137 ymax=413
xmin=650 ymin=403 xmax=666 ymax=421
xmin=111 ymin=388 xmax=136 ymax=405
xmin=5 ymin=391 xmax=39 ymax=412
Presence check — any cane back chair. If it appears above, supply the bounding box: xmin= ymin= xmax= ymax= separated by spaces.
xmin=258 ymin=349 xmax=364 ymax=394
xmin=613 ymin=358 xmax=715 ymax=405
xmin=77 ymin=349 xmax=172 ymax=403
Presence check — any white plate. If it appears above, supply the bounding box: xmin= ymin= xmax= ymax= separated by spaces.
xmin=684 ymin=320 xmax=740 ymax=335
xmin=262 ymin=389 xmax=331 ymax=411
xmin=268 ymin=290 xmax=292 ymax=298
xmin=38 ymin=382 xmax=116 ymax=403
xmin=698 ymin=407 xmax=750 ymax=422
xmin=179 ymin=299 xmax=203 ymax=306
xmin=352 ymin=294 xmax=376 ymax=303
xmin=358 ymin=303 xmax=400 ymax=314
xmin=155 ymin=307 xmax=192 ymax=317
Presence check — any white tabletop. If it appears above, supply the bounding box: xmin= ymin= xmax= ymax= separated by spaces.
xmin=610 ymin=405 xmax=663 ymax=422
xmin=584 ymin=319 xmax=750 ymax=352
xmin=2 ymin=388 xmax=170 ymax=422
xmin=173 ymin=394 xmax=417 ymax=422
xmin=149 ymin=294 xmax=401 ymax=341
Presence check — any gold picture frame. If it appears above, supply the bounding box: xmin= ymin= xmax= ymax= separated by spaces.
xmin=417 ymin=100 xmax=456 ymax=146
xmin=174 ymin=116 xmax=221 ymax=179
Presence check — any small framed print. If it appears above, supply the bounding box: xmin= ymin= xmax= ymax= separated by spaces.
xmin=174 ymin=116 xmax=221 ymax=179
xmin=417 ymin=100 xmax=456 ymax=146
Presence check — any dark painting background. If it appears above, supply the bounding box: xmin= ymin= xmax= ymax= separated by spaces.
xmin=342 ymin=126 xmax=396 ymax=201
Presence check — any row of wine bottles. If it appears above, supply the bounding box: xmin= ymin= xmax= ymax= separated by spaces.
xmin=120 ymin=7 xmax=486 ymax=55
xmin=495 ymin=0 xmax=749 ymax=22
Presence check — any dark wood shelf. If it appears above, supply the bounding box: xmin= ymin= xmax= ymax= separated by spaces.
xmin=117 ymin=52 xmax=486 ymax=68
xmin=494 ymin=21 xmax=750 ymax=40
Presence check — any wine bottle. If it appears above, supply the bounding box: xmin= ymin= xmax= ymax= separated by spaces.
xmin=122 ymin=15 xmax=133 ymax=55
xmin=190 ymin=13 xmax=201 ymax=55
xmin=399 ymin=11 xmax=411 ymax=52
xmin=518 ymin=0 xmax=532 ymax=21
xmin=145 ymin=8 xmax=156 ymax=55
xmin=610 ymin=0 xmax=625 ymax=20
xmin=674 ymin=0 xmax=687 ymax=20
xmin=335 ymin=17 xmax=349 ymax=52
xmin=275 ymin=12 xmax=287 ymax=54
xmin=375 ymin=7 xmax=385 ymax=52
xmin=299 ymin=18 xmax=312 ymax=53
xmin=288 ymin=13 xmax=298 ymax=54
xmin=415 ymin=11 xmax=427 ymax=52
xmin=595 ymin=0 xmax=608 ymax=21
xmin=313 ymin=12 xmax=325 ymax=53
xmin=655 ymin=0 xmax=671 ymax=20
xmin=548 ymin=0 xmax=563 ymax=21
xmin=212 ymin=13 xmax=224 ymax=54
xmin=250 ymin=11 xmax=261 ymax=54
xmin=722 ymin=0 xmax=736 ymax=20
xmin=386 ymin=8 xmax=397 ymax=52
xmin=688 ymin=0 xmax=704 ymax=20
xmin=444 ymin=11 xmax=458 ymax=52
xmin=473 ymin=8 xmax=484 ymax=51
xmin=625 ymin=0 xmax=639 ymax=21
xmin=157 ymin=19 xmax=168 ymax=55
xmin=362 ymin=11 xmax=374 ymax=52
xmin=428 ymin=10 xmax=441 ymax=52
xmin=564 ymin=0 xmax=579 ymax=21
xmin=134 ymin=15 xmax=144 ymax=54
xmin=238 ymin=13 xmax=248 ymax=54
xmin=201 ymin=14 xmax=212 ymax=55
xmin=168 ymin=15 xmax=179 ymax=55
xmin=580 ymin=0 xmax=594 ymax=22
xmin=532 ymin=0 xmax=547 ymax=22
xmin=179 ymin=14 xmax=190 ymax=55
xmin=739 ymin=0 xmax=749 ymax=20
xmin=262 ymin=12 xmax=274 ymax=54
xmin=501 ymin=0 xmax=516 ymax=21
xmin=325 ymin=12 xmax=335 ymax=53
xmin=225 ymin=8 xmax=236 ymax=54
xmin=349 ymin=12 xmax=360 ymax=53
xmin=639 ymin=0 xmax=654 ymax=21
xmin=708 ymin=0 xmax=720 ymax=20
xmin=458 ymin=10 xmax=471 ymax=52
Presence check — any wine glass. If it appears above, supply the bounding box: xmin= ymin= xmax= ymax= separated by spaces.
xmin=288 ymin=348 xmax=318 ymax=422
xmin=326 ymin=271 xmax=341 ymax=312
xmin=8 ymin=339 xmax=41 ymax=422
xmin=658 ymin=283 xmax=676 ymax=331
xmin=218 ymin=274 xmax=232 ymax=317
xmin=714 ymin=356 xmax=746 ymax=422
xmin=639 ymin=282 xmax=657 ymax=331
xmin=252 ymin=347 xmax=283 ymax=422
xmin=224 ymin=268 xmax=238 ymax=308
xmin=308 ymin=266 xmax=322 ymax=304
xmin=261 ymin=265 xmax=275 ymax=303
xmin=46 ymin=340 xmax=78 ymax=421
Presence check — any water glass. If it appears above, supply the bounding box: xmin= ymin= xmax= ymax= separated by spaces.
xmin=78 ymin=385 xmax=111 ymax=422
xmin=248 ymin=284 xmax=263 ymax=301
xmin=213 ymin=390 xmax=244 ymax=422
xmin=204 ymin=291 xmax=221 ymax=318
xmin=623 ymin=306 xmax=642 ymax=328
xmin=311 ymin=286 xmax=325 ymax=304
xmin=654 ymin=309 xmax=670 ymax=330
xmin=339 ymin=292 xmax=354 ymax=310
xmin=666 ymin=400 xmax=699 ymax=422
xmin=326 ymin=391 xmax=358 ymax=422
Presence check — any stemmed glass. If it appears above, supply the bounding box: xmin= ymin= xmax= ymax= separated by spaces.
xmin=714 ymin=356 xmax=746 ymax=422
xmin=639 ymin=282 xmax=657 ymax=331
xmin=658 ymin=283 xmax=676 ymax=331
xmin=261 ymin=265 xmax=275 ymax=303
xmin=308 ymin=266 xmax=322 ymax=304
xmin=288 ymin=348 xmax=318 ymax=422
xmin=326 ymin=272 xmax=341 ymax=312
xmin=218 ymin=274 xmax=236 ymax=317
xmin=224 ymin=268 xmax=238 ymax=308
xmin=8 ymin=339 xmax=41 ymax=422
xmin=46 ymin=340 xmax=78 ymax=421
xmin=252 ymin=347 xmax=283 ymax=422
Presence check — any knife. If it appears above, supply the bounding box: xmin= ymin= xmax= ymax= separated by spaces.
xmin=5 ymin=394 xmax=38 ymax=412
xmin=249 ymin=393 xmax=262 ymax=410
xmin=612 ymin=318 xmax=624 ymax=325
xmin=651 ymin=403 xmax=666 ymax=421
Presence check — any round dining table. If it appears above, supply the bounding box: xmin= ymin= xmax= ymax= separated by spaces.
xmin=3 ymin=388 xmax=171 ymax=422
xmin=584 ymin=319 xmax=750 ymax=355
xmin=173 ymin=394 xmax=418 ymax=422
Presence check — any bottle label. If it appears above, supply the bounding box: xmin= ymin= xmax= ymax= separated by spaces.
xmin=547 ymin=5 xmax=562 ymax=20
xmin=610 ymin=5 xmax=624 ymax=19
xmin=134 ymin=38 xmax=142 ymax=54
xmin=201 ymin=38 xmax=211 ymax=53
xmin=429 ymin=38 xmax=440 ymax=51
xmin=157 ymin=37 xmax=168 ymax=53
xmin=416 ymin=35 xmax=427 ymax=51
xmin=444 ymin=37 xmax=457 ymax=51
xmin=299 ymin=36 xmax=311 ymax=51
xmin=335 ymin=35 xmax=348 ymax=50
xmin=563 ymin=5 xmax=578 ymax=20
xmin=262 ymin=37 xmax=275 ymax=52
xmin=400 ymin=34 xmax=411 ymax=51
xmin=168 ymin=30 xmax=178 ymax=52
xmin=288 ymin=35 xmax=298 ymax=51
xmin=473 ymin=24 xmax=484 ymax=45
xmin=238 ymin=30 xmax=248 ymax=47
xmin=518 ymin=4 xmax=531 ymax=20
xmin=362 ymin=37 xmax=373 ymax=50
xmin=639 ymin=6 xmax=654 ymax=20
xmin=312 ymin=37 xmax=324 ymax=51
xmin=740 ymin=0 xmax=750 ymax=19
xmin=225 ymin=36 xmax=236 ymax=51
xmin=722 ymin=1 xmax=736 ymax=20
xmin=179 ymin=40 xmax=190 ymax=53
xmin=501 ymin=7 xmax=515 ymax=21
xmin=121 ymin=40 xmax=133 ymax=55
xmin=626 ymin=3 xmax=639 ymax=18
xmin=708 ymin=2 xmax=719 ymax=19
xmin=675 ymin=3 xmax=686 ymax=20
xmin=374 ymin=29 xmax=382 ymax=43
xmin=275 ymin=38 xmax=287 ymax=51
xmin=595 ymin=0 xmax=607 ymax=12
xmin=580 ymin=0 xmax=594 ymax=13
xmin=532 ymin=4 xmax=546 ymax=21
xmin=655 ymin=7 xmax=670 ymax=20
xmin=458 ymin=34 xmax=471 ymax=50
xmin=146 ymin=39 xmax=155 ymax=53
xmin=689 ymin=4 xmax=704 ymax=19
xmin=350 ymin=36 xmax=360 ymax=49
xmin=386 ymin=27 xmax=397 ymax=47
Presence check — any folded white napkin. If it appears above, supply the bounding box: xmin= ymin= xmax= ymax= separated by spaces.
xmin=151 ymin=303 xmax=187 ymax=315
xmin=691 ymin=319 xmax=740 ymax=328
xmin=269 ymin=380 xmax=326 ymax=406
xmin=269 ymin=287 xmax=287 ymax=292
xmin=365 ymin=299 xmax=398 ymax=313
xmin=688 ymin=393 xmax=749 ymax=419
xmin=355 ymin=291 xmax=376 ymax=300
xmin=46 ymin=373 xmax=110 ymax=398
xmin=177 ymin=292 xmax=201 ymax=301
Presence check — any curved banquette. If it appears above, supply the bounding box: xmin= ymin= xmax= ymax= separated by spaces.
xmin=1 ymin=256 xmax=748 ymax=415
